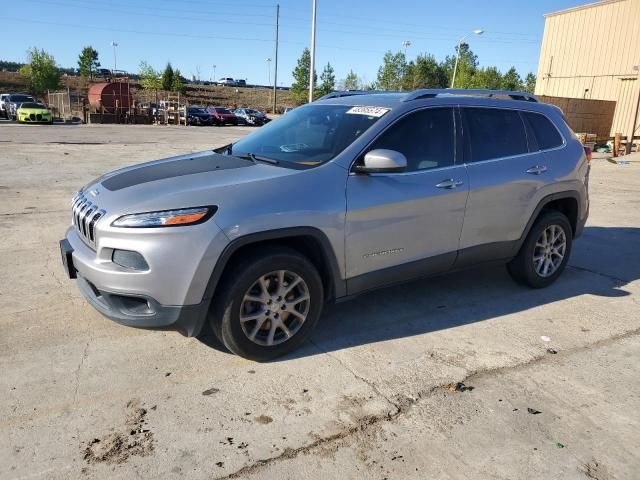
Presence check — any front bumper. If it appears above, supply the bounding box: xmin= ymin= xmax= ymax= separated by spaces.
xmin=61 ymin=219 xmax=229 ymax=336
xmin=77 ymin=272 xmax=208 ymax=336
xmin=60 ymin=237 xmax=208 ymax=336
xmin=18 ymin=113 xmax=52 ymax=123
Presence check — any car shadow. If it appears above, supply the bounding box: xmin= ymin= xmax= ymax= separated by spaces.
xmin=197 ymin=226 xmax=640 ymax=359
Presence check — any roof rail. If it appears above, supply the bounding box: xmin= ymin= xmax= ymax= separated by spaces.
xmin=402 ymin=89 xmax=539 ymax=103
xmin=316 ymin=90 xmax=390 ymax=101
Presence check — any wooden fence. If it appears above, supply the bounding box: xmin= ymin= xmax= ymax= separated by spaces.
xmin=539 ymin=95 xmax=616 ymax=141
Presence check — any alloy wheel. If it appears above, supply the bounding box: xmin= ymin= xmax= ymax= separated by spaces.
xmin=533 ymin=224 xmax=567 ymax=277
xmin=239 ymin=270 xmax=310 ymax=346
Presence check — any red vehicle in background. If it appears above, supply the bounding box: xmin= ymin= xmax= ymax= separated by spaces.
xmin=206 ymin=107 xmax=239 ymax=126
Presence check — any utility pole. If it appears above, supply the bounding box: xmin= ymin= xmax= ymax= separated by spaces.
xmin=273 ymin=3 xmax=279 ymax=114
xmin=401 ymin=40 xmax=411 ymax=91
xmin=110 ymin=41 xmax=118 ymax=74
xmin=266 ymin=58 xmax=272 ymax=85
xmin=309 ymin=0 xmax=317 ymax=103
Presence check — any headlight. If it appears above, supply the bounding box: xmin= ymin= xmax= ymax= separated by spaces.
xmin=111 ymin=206 xmax=215 ymax=228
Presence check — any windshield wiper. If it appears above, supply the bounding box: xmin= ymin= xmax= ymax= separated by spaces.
xmin=234 ymin=152 xmax=279 ymax=165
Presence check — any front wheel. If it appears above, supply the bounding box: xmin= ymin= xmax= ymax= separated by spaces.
xmin=507 ymin=211 xmax=573 ymax=288
xmin=210 ymin=247 xmax=324 ymax=361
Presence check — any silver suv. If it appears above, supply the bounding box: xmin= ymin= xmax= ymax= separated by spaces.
xmin=60 ymin=89 xmax=590 ymax=360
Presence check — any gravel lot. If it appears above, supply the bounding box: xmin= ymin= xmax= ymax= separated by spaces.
xmin=1 ymin=122 xmax=639 ymax=480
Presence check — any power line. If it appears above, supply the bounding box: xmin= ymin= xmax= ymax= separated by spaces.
xmin=25 ymin=0 xmax=541 ymax=41
xmin=24 ymin=0 xmax=279 ymax=26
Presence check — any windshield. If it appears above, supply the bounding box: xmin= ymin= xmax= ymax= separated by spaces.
xmin=230 ymin=104 xmax=387 ymax=167
xmin=19 ymin=102 xmax=45 ymax=109
xmin=10 ymin=95 xmax=34 ymax=102
xmin=189 ymin=108 xmax=207 ymax=113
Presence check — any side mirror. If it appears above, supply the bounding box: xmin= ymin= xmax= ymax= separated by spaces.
xmin=354 ymin=149 xmax=407 ymax=174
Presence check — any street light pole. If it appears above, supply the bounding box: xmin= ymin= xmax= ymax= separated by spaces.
xmin=450 ymin=29 xmax=483 ymax=88
xmin=212 ymin=64 xmax=216 ymax=82
xmin=309 ymin=0 xmax=317 ymax=103
xmin=110 ymin=41 xmax=118 ymax=74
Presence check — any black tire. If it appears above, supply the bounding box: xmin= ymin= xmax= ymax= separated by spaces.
xmin=507 ymin=210 xmax=573 ymax=288
xmin=210 ymin=246 xmax=324 ymax=361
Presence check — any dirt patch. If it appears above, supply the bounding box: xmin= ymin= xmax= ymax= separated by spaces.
xmin=83 ymin=399 xmax=154 ymax=465
xmin=254 ymin=415 xmax=273 ymax=425
xmin=582 ymin=460 xmax=609 ymax=480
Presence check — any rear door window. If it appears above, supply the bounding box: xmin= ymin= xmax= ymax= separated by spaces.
xmin=521 ymin=112 xmax=564 ymax=151
xmin=462 ymin=107 xmax=528 ymax=162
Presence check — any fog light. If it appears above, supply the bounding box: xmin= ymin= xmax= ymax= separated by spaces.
xmin=112 ymin=249 xmax=149 ymax=271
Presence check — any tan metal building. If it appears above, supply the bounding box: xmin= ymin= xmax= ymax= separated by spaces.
xmin=535 ymin=0 xmax=640 ymax=141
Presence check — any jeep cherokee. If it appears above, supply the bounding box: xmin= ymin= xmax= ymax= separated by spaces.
xmin=60 ymin=89 xmax=590 ymax=361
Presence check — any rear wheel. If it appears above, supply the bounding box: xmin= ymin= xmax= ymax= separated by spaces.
xmin=210 ymin=247 xmax=324 ymax=361
xmin=507 ymin=211 xmax=572 ymax=288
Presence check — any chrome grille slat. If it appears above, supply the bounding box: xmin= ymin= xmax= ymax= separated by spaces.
xmin=70 ymin=191 xmax=105 ymax=250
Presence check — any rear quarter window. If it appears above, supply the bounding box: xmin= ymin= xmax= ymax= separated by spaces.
xmin=522 ymin=112 xmax=564 ymax=151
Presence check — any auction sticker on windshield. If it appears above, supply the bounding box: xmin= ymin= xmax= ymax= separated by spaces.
xmin=346 ymin=106 xmax=390 ymax=117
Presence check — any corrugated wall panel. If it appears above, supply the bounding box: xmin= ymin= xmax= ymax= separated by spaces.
xmin=535 ymin=0 xmax=639 ymax=136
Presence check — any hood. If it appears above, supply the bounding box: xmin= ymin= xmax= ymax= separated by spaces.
xmin=83 ymin=150 xmax=298 ymax=215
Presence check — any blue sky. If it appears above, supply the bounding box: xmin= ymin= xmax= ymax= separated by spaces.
xmin=4 ymin=0 xmax=586 ymax=86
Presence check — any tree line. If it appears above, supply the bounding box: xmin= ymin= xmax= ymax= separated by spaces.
xmin=291 ymin=43 xmax=536 ymax=105
xmin=5 ymin=46 xmax=186 ymax=96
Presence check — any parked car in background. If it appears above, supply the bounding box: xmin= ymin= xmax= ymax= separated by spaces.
xmin=236 ymin=79 xmax=247 ymax=87
xmin=234 ymin=108 xmax=271 ymax=126
xmin=218 ymin=78 xmax=238 ymax=87
xmin=283 ymin=107 xmax=294 ymax=114
xmin=186 ymin=106 xmax=213 ymax=126
xmin=0 ymin=93 xmax=11 ymax=118
xmin=206 ymin=106 xmax=239 ymax=125
xmin=5 ymin=94 xmax=36 ymax=120
xmin=16 ymin=102 xmax=53 ymax=124
xmin=0 ymin=94 xmax=10 ymax=119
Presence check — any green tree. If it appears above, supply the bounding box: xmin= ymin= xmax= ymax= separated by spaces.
xmin=139 ymin=61 xmax=162 ymax=91
xmin=468 ymin=66 xmax=503 ymax=89
xmin=77 ymin=46 xmax=100 ymax=79
xmin=523 ymin=72 xmax=536 ymax=93
xmin=291 ymin=48 xmax=316 ymax=104
xmin=444 ymin=42 xmax=478 ymax=88
xmin=19 ymin=48 xmax=60 ymax=95
xmin=318 ymin=62 xmax=336 ymax=96
xmin=402 ymin=54 xmax=447 ymax=90
xmin=501 ymin=67 xmax=522 ymax=91
xmin=171 ymin=68 xmax=186 ymax=93
xmin=161 ymin=62 xmax=174 ymax=91
xmin=376 ymin=51 xmax=406 ymax=90
xmin=342 ymin=70 xmax=360 ymax=90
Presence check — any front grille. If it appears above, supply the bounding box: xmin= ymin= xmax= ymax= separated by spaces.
xmin=71 ymin=191 xmax=106 ymax=249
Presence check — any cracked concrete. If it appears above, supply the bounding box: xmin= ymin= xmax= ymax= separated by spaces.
xmin=1 ymin=124 xmax=639 ymax=479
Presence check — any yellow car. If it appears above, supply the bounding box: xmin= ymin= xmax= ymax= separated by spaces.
xmin=16 ymin=102 xmax=53 ymax=124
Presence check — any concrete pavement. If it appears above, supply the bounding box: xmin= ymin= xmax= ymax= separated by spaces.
xmin=0 ymin=123 xmax=638 ymax=479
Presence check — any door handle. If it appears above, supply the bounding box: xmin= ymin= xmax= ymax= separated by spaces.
xmin=435 ymin=179 xmax=464 ymax=189
xmin=526 ymin=165 xmax=548 ymax=175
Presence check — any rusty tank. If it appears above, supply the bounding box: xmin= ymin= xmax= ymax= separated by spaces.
xmin=88 ymin=81 xmax=133 ymax=114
